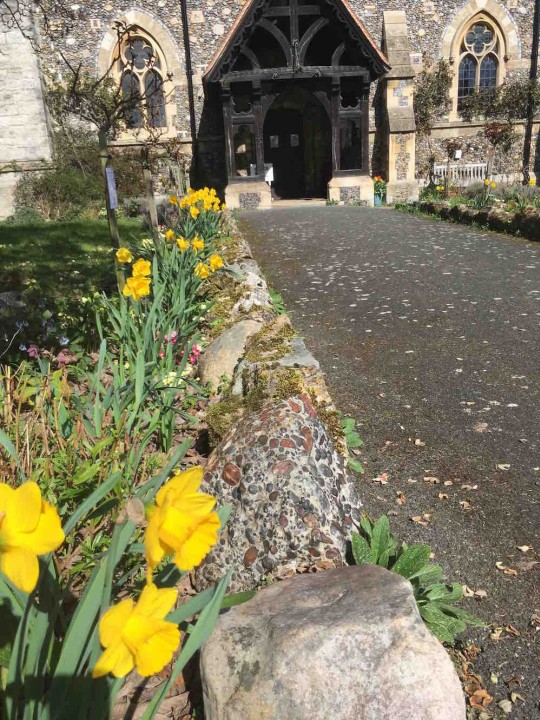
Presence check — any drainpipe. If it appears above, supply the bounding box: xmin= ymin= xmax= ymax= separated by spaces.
xmin=522 ymin=0 xmax=540 ymax=183
xmin=179 ymin=0 xmax=199 ymax=180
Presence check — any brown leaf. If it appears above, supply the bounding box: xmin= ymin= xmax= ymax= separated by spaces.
xmin=517 ymin=545 xmax=532 ymax=553
xmin=462 ymin=585 xmax=475 ymax=597
xmin=372 ymin=473 xmax=389 ymax=485
xmin=495 ymin=561 xmax=518 ymax=576
xmin=470 ymin=689 xmax=493 ymax=708
xmin=423 ymin=475 xmax=440 ymax=484
xmin=505 ymin=625 xmax=520 ymax=637
xmin=438 ymin=492 xmax=449 ymax=500
xmin=411 ymin=513 xmax=431 ymax=527
xmin=490 ymin=626 xmax=503 ymax=641
xmin=396 ymin=490 xmax=406 ymax=505
xmin=460 ymin=500 xmax=472 ymax=510
xmin=461 ymin=484 xmax=478 ymax=491
xmin=444 ymin=479 xmax=454 ymax=486
xmin=414 ymin=438 xmax=426 ymax=446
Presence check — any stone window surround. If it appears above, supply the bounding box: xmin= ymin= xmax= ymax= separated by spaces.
xmin=97 ymin=10 xmax=185 ymax=142
xmin=441 ymin=0 xmax=522 ymax=122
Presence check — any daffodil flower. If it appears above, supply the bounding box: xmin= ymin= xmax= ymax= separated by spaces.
xmin=123 ymin=276 xmax=151 ymax=301
xmin=192 ymin=237 xmax=205 ymax=254
xmin=208 ymin=254 xmax=224 ymax=272
xmin=92 ymin=583 xmax=180 ymax=678
xmin=132 ymin=259 xmax=152 ymax=277
xmin=116 ymin=247 xmax=133 ymax=264
xmin=165 ymin=229 xmax=176 ymax=243
xmin=144 ymin=467 xmax=220 ymax=574
xmin=0 ymin=482 xmax=64 ymax=593
xmin=176 ymin=237 xmax=190 ymax=252
xmin=194 ymin=262 xmax=211 ymax=280
xmin=190 ymin=206 xmax=200 ymax=219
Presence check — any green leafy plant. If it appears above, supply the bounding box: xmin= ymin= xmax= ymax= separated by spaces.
xmin=351 ymin=515 xmax=484 ymax=644
xmin=269 ymin=288 xmax=287 ymax=316
xmin=341 ymin=415 xmax=364 ymax=474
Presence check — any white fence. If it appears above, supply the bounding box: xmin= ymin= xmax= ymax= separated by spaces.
xmin=433 ymin=162 xmax=488 ymax=187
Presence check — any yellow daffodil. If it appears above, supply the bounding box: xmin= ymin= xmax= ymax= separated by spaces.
xmin=169 ymin=195 xmax=179 ymax=206
xmin=116 ymin=247 xmax=133 ymax=264
xmin=190 ymin=206 xmax=200 ymax=219
xmin=92 ymin=582 xmax=180 ymax=679
xmin=208 ymin=254 xmax=224 ymax=272
xmin=192 ymin=236 xmax=205 ymax=254
xmin=194 ymin=262 xmax=211 ymax=280
xmin=165 ymin=229 xmax=176 ymax=243
xmin=177 ymin=237 xmax=190 ymax=252
xmin=0 ymin=482 xmax=64 ymax=593
xmin=123 ymin=276 xmax=151 ymax=301
xmin=144 ymin=467 xmax=220 ymax=574
xmin=132 ymin=259 xmax=151 ymax=277
xmin=221 ymin=203 xmax=227 ymax=211
xmin=491 ymin=181 xmax=497 ymax=189
xmin=529 ymin=177 xmax=537 ymax=186
xmin=484 ymin=178 xmax=490 ymax=186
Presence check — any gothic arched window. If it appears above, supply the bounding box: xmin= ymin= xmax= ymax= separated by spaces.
xmin=118 ymin=35 xmax=167 ymax=128
xmin=457 ymin=19 xmax=501 ymax=109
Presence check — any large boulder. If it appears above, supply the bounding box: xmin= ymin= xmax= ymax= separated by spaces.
xmin=198 ymin=318 xmax=263 ymax=390
xmin=196 ymin=394 xmax=361 ymax=592
xmin=201 ymin=565 xmax=466 ymax=720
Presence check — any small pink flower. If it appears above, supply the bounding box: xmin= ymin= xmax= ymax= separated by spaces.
xmin=27 ymin=344 xmax=40 ymax=359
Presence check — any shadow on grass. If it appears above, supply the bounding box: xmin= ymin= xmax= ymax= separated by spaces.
xmin=0 ymin=220 xmax=145 ymax=297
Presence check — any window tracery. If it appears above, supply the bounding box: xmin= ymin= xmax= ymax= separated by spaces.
xmin=118 ymin=35 xmax=167 ymax=128
xmin=457 ymin=18 xmax=502 ymax=109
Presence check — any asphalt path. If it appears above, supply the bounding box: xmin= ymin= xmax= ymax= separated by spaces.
xmin=240 ymin=205 xmax=540 ymax=718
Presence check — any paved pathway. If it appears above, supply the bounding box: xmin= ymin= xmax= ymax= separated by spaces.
xmin=240 ymin=206 xmax=540 ymax=717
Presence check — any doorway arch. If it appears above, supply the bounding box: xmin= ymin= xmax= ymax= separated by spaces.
xmin=263 ymin=87 xmax=331 ymax=199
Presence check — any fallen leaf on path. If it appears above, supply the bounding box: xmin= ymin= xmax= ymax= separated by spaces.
xmin=424 ymin=475 xmax=440 ymax=484
xmin=498 ymin=699 xmax=513 ymax=714
xmin=396 ymin=491 xmax=406 ymax=505
xmin=474 ymin=422 xmax=489 ymax=433
xmin=495 ymin=562 xmax=518 ymax=576
xmin=497 ymin=463 xmax=511 ymax=471
xmin=414 ymin=438 xmax=426 ymax=446
xmin=438 ymin=492 xmax=449 ymax=500
xmin=461 ymin=484 xmax=478 ymax=491
xmin=411 ymin=513 xmax=431 ymax=527
xmin=475 ymin=589 xmax=488 ymax=598
xmin=470 ymin=689 xmax=493 ymax=709
xmin=505 ymin=625 xmax=520 ymax=637
xmin=517 ymin=545 xmax=532 ymax=553
xmin=463 ymin=585 xmax=475 ymax=597
xmin=490 ymin=673 xmax=499 ymax=684
xmin=372 ymin=473 xmax=389 ymax=485
xmin=444 ymin=479 xmax=454 ymax=486
xmin=460 ymin=500 xmax=472 ymax=510
xmin=510 ymin=692 xmax=525 ymax=703
xmin=490 ymin=626 xmax=503 ymax=641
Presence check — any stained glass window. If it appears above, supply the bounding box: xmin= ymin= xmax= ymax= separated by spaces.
xmin=458 ymin=55 xmax=476 ymax=109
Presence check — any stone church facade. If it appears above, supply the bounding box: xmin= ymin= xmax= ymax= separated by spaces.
xmin=0 ymin=0 xmax=537 ymax=215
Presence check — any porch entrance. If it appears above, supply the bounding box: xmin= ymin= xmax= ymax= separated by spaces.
xmin=263 ymin=87 xmax=331 ymax=199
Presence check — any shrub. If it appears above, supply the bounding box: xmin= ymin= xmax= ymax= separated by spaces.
xmin=13 ymin=127 xmax=148 ymax=221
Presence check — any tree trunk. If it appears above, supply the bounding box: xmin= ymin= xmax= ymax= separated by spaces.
xmin=141 ymin=146 xmax=159 ymax=230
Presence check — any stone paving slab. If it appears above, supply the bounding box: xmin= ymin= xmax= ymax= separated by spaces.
xmin=240 ymin=206 xmax=540 ymax=719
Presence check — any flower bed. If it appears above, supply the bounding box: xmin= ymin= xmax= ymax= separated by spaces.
xmin=0 ymin=188 xmax=240 ymax=719
xmin=397 ymin=181 xmax=540 ymax=241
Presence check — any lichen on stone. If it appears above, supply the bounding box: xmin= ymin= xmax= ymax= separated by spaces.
xmin=244 ymin=319 xmax=295 ymax=363
xmin=308 ymin=389 xmax=347 ymax=457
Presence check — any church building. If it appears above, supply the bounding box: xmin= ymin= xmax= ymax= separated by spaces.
xmin=0 ymin=0 xmax=536 ymax=215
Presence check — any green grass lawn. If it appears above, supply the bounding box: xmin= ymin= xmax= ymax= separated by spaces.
xmin=0 ymin=219 xmax=147 ymax=357
xmin=0 ymin=219 xmax=146 ymax=298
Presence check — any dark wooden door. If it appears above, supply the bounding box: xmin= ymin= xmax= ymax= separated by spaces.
xmin=264 ymin=108 xmax=304 ymax=199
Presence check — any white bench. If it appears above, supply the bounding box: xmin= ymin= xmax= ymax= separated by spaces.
xmin=433 ymin=162 xmax=488 ymax=187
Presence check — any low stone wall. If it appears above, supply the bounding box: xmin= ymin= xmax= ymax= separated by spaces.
xmin=404 ymin=200 xmax=540 ymax=242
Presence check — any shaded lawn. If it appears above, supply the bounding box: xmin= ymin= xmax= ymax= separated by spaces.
xmin=0 ymin=219 xmax=146 ymax=299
